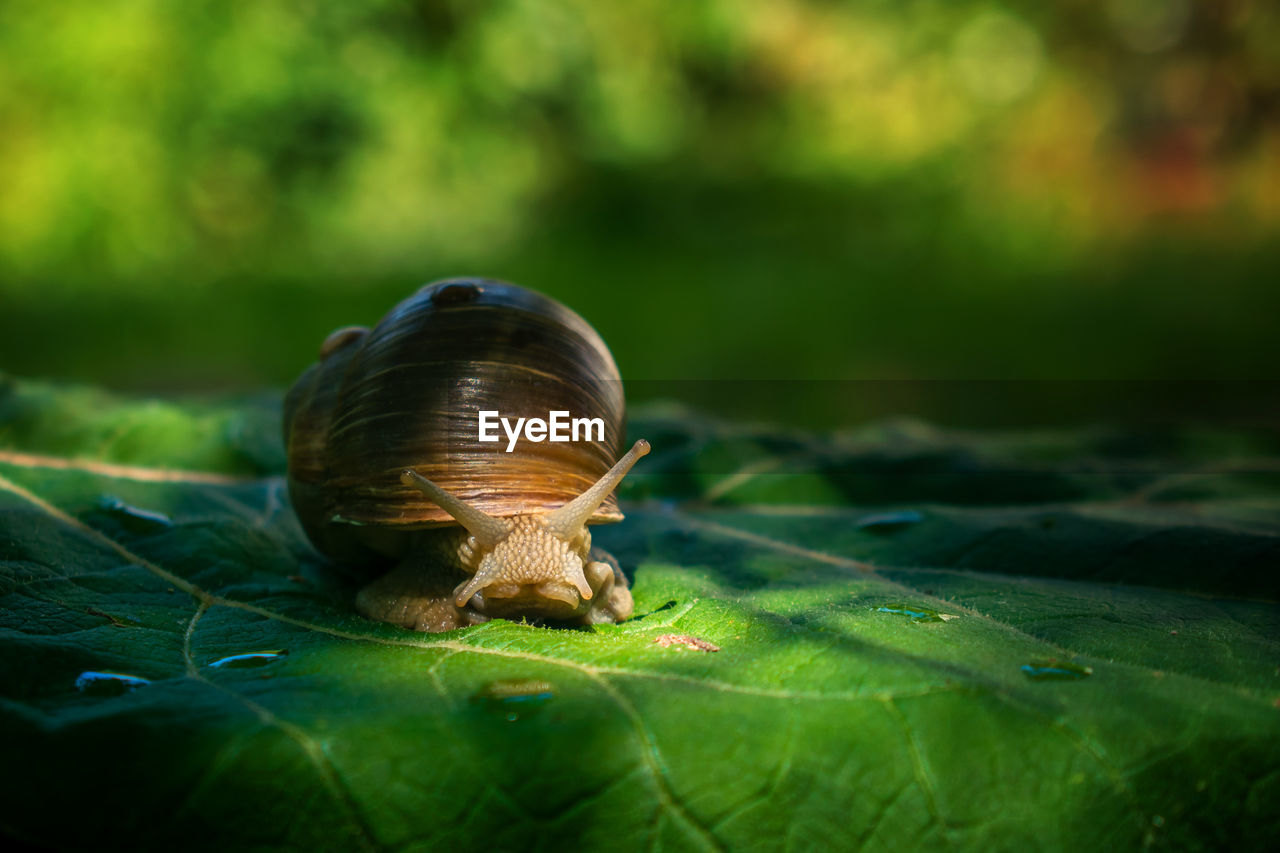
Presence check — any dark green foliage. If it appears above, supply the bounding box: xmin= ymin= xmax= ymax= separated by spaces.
xmin=2 ymin=2 xmax=1279 ymax=391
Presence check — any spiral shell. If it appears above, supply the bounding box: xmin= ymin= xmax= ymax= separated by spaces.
xmin=284 ymin=278 xmax=627 ymax=565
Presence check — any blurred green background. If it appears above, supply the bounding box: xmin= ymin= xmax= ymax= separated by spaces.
xmin=1 ymin=1 xmax=1277 ymax=421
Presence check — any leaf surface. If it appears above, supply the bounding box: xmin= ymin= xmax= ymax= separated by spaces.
xmin=1 ymin=377 xmax=1277 ymax=851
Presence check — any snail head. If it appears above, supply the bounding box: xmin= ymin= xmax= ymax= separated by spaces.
xmin=400 ymin=440 xmax=649 ymax=619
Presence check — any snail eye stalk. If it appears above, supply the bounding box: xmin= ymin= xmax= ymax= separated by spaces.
xmin=400 ymin=469 xmax=513 ymax=547
xmin=544 ymin=440 xmax=650 ymax=539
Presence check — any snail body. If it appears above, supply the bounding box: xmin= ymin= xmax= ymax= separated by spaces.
xmin=284 ymin=278 xmax=647 ymax=632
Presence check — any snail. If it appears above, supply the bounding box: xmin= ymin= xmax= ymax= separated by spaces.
xmin=284 ymin=278 xmax=648 ymax=632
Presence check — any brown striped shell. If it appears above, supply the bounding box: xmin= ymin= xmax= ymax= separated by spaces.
xmin=284 ymin=278 xmax=626 ymax=564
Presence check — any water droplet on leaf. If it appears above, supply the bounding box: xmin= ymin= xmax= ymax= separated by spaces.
xmin=473 ymin=679 xmax=555 ymax=721
xmin=208 ymin=650 xmax=288 ymax=669
xmin=96 ymin=496 xmax=172 ymax=531
xmin=85 ymin=606 xmax=144 ymax=628
xmin=875 ymin=602 xmax=945 ymax=623
xmin=1021 ymin=659 xmax=1092 ymax=681
xmin=856 ymin=510 xmax=924 ymax=532
xmin=75 ymin=671 xmax=151 ymax=696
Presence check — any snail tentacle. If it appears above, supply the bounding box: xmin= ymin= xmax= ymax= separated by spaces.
xmin=400 ymin=469 xmax=512 ymax=546
xmin=544 ymin=440 xmax=650 ymax=539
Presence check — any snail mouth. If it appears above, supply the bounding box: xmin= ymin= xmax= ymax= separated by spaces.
xmin=469 ymin=582 xmax=587 ymax=618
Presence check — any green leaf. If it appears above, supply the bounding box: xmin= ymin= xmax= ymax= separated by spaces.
xmin=1 ymin=376 xmax=1277 ymax=851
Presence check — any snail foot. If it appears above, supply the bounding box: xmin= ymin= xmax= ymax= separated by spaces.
xmin=355 ymin=560 xmax=485 ymax=633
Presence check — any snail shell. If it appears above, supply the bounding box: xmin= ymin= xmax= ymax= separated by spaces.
xmin=284 ymin=278 xmax=647 ymax=632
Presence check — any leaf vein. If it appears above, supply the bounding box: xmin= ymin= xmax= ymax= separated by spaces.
xmin=0 ymin=450 xmax=261 ymax=484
